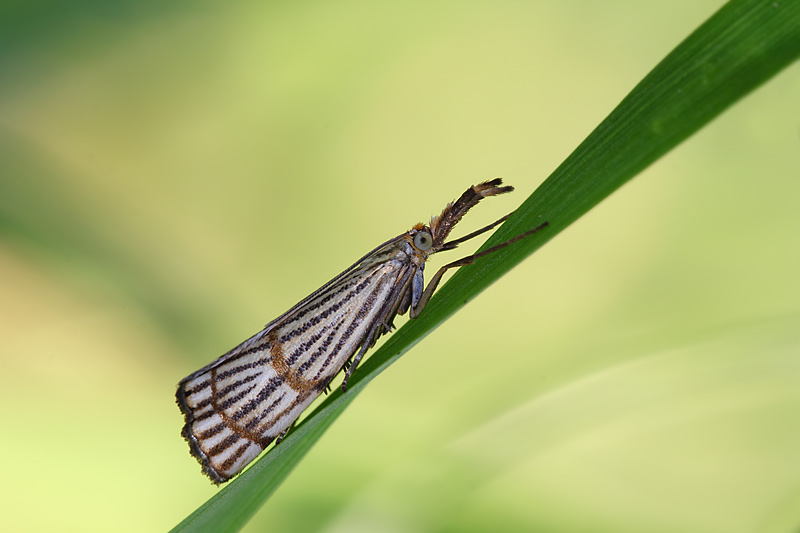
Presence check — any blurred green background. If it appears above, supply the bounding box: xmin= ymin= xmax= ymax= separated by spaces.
xmin=1 ymin=1 xmax=799 ymax=531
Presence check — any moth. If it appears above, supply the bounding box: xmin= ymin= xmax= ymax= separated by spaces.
xmin=176 ymin=179 xmax=548 ymax=483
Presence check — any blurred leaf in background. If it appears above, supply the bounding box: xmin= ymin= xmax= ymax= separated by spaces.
xmin=1 ymin=1 xmax=798 ymax=532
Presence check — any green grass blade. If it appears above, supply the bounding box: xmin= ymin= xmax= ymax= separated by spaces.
xmin=171 ymin=1 xmax=800 ymax=531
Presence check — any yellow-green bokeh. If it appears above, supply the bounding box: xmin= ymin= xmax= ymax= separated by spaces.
xmin=1 ymin=2 xmax=799 ymax=532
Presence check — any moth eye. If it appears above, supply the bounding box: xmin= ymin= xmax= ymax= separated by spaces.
xmin=413 ymin=231 xmax=433 ymax=251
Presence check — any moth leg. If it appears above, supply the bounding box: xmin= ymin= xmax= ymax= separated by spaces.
xmin=409 ymin=256 xmax=474 ymax=319
xmin=396 ymin=282 xmax=413 ymax=316
xmin=410 ymin=220 xmax=549 ymax=319
xmin=275 ymin=420 xmax=296 ymax=444
xmin=341 ymin=340 xmax=372 ymax=392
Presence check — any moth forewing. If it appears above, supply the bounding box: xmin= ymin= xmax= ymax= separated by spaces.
xmin=176 ymin=178 xmax=547 ymax=483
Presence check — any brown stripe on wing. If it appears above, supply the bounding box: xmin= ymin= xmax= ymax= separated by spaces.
xmin=176 ymin=340 xmax=279 ymax=483
xmin=186 ymin=372 xmax=283 ymax=481
xmin=178 ymin=333 xmax=319 ymax=481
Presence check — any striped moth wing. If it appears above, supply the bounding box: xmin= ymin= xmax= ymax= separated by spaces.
xmin=176 ymin=236 xmax=418 ymax=483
